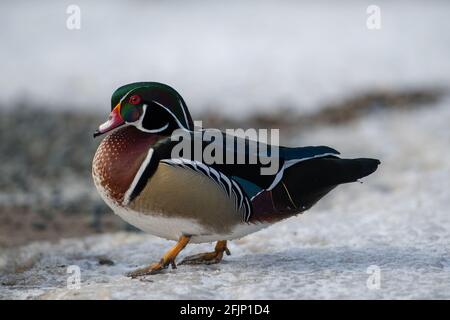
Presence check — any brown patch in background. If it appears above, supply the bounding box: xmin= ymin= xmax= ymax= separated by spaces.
xmin=204 ymin=88 xmax=443 ymax=131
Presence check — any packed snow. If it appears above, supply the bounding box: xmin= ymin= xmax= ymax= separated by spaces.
xmin=1 ymin=96 xmax=449 ymax=300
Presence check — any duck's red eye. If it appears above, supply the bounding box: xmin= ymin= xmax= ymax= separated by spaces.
xmin=129 ymin=95 xmax=141 ymax=105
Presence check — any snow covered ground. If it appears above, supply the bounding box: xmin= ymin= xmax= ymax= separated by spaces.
xmin=1 ymin=96 xmax=449 ymax=300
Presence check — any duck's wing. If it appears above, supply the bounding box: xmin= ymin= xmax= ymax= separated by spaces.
xmin=148 ymin=129 xmax=339 ymax=195
xmin=128 ymin=130 xmax=380 ymax=224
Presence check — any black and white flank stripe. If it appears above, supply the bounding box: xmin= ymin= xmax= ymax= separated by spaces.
xmin=161 ymin=159 xmax=253 ymax=222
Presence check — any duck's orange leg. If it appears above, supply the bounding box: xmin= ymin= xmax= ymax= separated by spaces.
xmin=180 ymin=240 xmax=230 ymax=265
xmin=127 ymin=235 xmax=191 ymax=278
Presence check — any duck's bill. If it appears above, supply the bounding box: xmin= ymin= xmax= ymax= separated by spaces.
xmin=93 ymin=103 xmax=125 ymax=138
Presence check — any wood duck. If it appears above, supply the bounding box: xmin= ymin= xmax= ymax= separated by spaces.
xmin=92 ymin=82 xmax=380 ymax=277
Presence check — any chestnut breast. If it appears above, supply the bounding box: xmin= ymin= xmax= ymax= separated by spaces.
xmin=92 ymin=126 xmax=162 ymax=205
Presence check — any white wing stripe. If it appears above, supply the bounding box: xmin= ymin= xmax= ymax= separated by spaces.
xmin=267 ymin=152 xmax=338 ymax=191
xmin=161 ymin=158 xmax=252 ymax=222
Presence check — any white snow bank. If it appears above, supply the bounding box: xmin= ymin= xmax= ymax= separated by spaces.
xmin=1 ymin=0 xmax=450 ymax=116
xmin=1 ymin=97 xmax=449 ymax=299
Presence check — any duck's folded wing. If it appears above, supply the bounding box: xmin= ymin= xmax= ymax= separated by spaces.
xmin=149 ymin=130 xmax=340 ymax=199
xmin=159 ymin=158 xmax=253 ymax=222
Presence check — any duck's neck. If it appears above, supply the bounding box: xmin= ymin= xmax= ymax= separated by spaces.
xmin=92 ymin=126 xmax=165 ymax=205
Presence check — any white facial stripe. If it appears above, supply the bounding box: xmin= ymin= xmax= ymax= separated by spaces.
xmin=119 ymin=88 xmax=136 ymax=105
xmin=134 ymin=104 xmax=170 ymax=133
xmin=152 ymin=100 xmax=188 ymax=130
xmin=133 ymin=104 xmax=147 ymax=128
xmin=138 ymin=122 xmax=170 ymax=133
xmin=117 ymin=87 xmax=190 ymax=132
xmin=178 ymin=97 xmax=190 ymax=128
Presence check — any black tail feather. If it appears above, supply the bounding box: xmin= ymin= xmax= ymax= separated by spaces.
xmin=328 ymin=158 xmax=381 ymax=184
xmin=278 ymin=157 xmax=380 ymax=210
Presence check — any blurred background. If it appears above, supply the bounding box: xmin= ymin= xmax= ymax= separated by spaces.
xmin=1 ymin=0 xmax=449 ymax=248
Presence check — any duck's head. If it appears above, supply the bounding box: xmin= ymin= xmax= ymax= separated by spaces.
xmin=94 ymin=82 xmax=194 ymax=138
